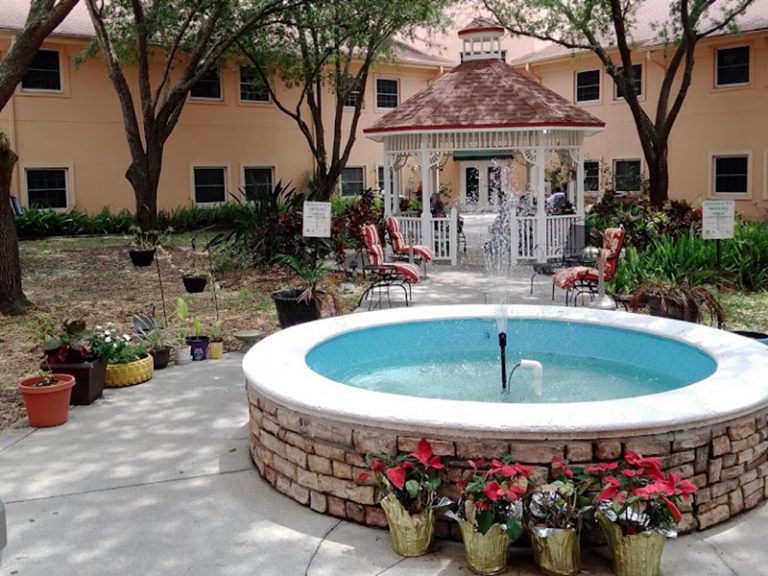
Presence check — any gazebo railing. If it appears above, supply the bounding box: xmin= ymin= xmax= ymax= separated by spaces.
xmin=545 ymin=214 xmax=581 ymax=259
xmin=395 ymin=208 xmax=457 ymax=264
xmin=512 ymin=215 xmax=538 ymax=262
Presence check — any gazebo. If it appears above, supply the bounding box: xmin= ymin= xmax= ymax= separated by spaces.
xmin=364 ymin=19 xmax=604 ymax=265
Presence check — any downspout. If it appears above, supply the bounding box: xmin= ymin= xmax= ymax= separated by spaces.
xmin=525 ymin=62 xmax=542 ymax=84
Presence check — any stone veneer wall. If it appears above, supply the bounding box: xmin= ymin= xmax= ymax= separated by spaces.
xmin=248 ymin=387 xmax=768 ymax=535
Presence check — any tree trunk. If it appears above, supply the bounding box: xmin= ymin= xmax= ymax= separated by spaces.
xmin=646 ymin=140 xmax=670 ymax=209
xmin=0 ymin=133 xmax=32 ymax=315
xmin=126 ymin=149 xmax=162 ymax=230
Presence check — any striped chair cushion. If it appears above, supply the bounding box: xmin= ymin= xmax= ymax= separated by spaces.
xmin=553 ymin=266 xmax=598 ymax=290
xmin=393 ymin=262 xmax=421 ymax=283
xmin=386 ymin=216 xmax=434 ymax=263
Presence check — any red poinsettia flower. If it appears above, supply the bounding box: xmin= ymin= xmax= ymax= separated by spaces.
xmin=386 ymin=465 xmax=406 ymax=490
xmin=598 ymin=476 xmax=622 ymax=501
xmin=661 ymin=496 xmax=682 ymax=522
xmin=621 ymin=468 xmax=642 ymax=478
xmin=429 ymin=455 xmax=444 ymax=469
xmin=466 ymin=459 xmax=484 ymax=469
xmin=475 ymin=501 xmax=489 ymax=511
xmin=456 ymin=480 xmax=467 ymax=491
xmin=632 ymin=481 xmax=674 ymax=499
xmin=665 ymin=473 xmax=698 ymax=497
xmin=410 ymin=438 xmax=433 ymax=466
xmin=551 ymin=457 xmax=574 ymax=479
xmin=624 ymin=451 xmax=664 ymax=479
xmin=372 ymin=459 xmax=386 ymax=472
xmin=483 ymin=481 xmax=502 ymax=501
xmin=357 ymin=472 xmax=369 ymax=482
xmin=402 ymin=461 xmax=414 ymax=469
xmin=586 ymin=462 xmax=618 ymax=475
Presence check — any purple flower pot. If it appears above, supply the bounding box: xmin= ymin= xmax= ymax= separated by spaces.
xmin=186 ymin=336 xmax=210 ymax=361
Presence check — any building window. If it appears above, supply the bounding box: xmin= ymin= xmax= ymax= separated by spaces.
xmin=716 ymin=46 xmax=750 ymax=87
xmin=614 ymin=160 xmax=641 ymax=192
xmin=26 ymin=168 xmax=68 ymax=209
xmin=243 ymin=167 xmax=273 ymax=197
xmin=376 ymin=79 xmax=399 ymax=109
xmin=190 ymin=68 xmax=222 ymax=100
xmin=341 ymin=167 xmax=365 ymax=196
xmin=21 ymin=50 xmax=61 ymax=91
xmin=377 ymin=166 xmax=394 ymax=194
xmin=240 ymin=66 xmax=270 ymax=102
xmin=584 ymin=161 xmax=599 ymax=192
xmin=342 ymin=75 xmax=363 ymax=108
xmin=575 ymin=69 xmax=600 ymax=103
xmin=713 ymin=155 xmax=749 ymax=195
xmin=193 ymin=167 xmax=226 ymax=203
xmin=615 ymin=64 xmax=642 ymax=99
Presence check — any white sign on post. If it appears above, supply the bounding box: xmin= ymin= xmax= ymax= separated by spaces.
xmin=302 ymin=201 xmax=332 ymax=238
xmin=702 ymin=200 xmax=735 ymax=240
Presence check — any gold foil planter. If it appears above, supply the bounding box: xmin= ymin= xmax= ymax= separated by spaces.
xmin=530 ymin=527 xmax=580 ymax=576
xmin=380 ymin=494 xmax=435 ymax=557
xmin=458 ymin=520 xmax=510 ymax=575
xmin=597 ymin=513 xmax=666 ymax=576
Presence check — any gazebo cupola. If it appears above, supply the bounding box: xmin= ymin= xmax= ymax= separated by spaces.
xmin=458 ymin=18 xmax=506 ymax=62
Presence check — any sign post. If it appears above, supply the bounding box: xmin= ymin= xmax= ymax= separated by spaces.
xmin=302 ymin=201 xmax=332 ymax=238
xmin=702 ymin=200 xmax=735 ymax=270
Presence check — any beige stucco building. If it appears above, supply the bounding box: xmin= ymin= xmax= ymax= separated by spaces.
xmin=504 ymin=2 xmax=768 ymax=219
xmin=0 ymin=4 xmax=449 ymax=214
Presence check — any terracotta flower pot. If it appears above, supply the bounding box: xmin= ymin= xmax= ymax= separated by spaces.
xmin=379 ymin=494 xmax=435 ymax=557
xmin=19 ymin=374 xmax=75 ymax=427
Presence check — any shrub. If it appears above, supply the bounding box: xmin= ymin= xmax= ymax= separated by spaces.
xmin=330 ymin=189 xmax=383 ymax=265
xmin=15 ymin=208 xmax=135 ymax=238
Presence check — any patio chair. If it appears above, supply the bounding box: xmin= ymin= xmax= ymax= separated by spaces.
xmin=552 ymin=227 xmax=625 ymax=306
xmin=529 ymin=223 xmax=587 ymax=296
xmin=385 ymin=215 xmax=434 ymax=276
xmin=359 ymin=223 xmax=421 ymax=309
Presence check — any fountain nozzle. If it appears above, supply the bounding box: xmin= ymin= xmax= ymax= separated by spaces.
xmin=499 ymin=332 xmax=507 ymax=391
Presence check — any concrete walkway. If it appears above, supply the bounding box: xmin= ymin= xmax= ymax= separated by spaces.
xmin=1 ymin=265 xmax=766 ymax=575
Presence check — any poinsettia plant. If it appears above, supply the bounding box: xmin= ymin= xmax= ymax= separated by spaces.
xmin=587 ymin=451 xmax=698 ymax=535
xmin=528 ymin=457 xmax=593 ymax=531
xmin=358 ymin=438 xmax=443 ymax=514
xmin=453 ymin=455 xmax=531 ymax=540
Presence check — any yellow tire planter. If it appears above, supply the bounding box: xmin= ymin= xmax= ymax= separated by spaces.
xmin=105 ymin=355 xmax=154 ymax=388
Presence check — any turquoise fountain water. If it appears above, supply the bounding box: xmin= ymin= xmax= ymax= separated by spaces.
xmin=306 ymin=318 xmax=716 ymax=404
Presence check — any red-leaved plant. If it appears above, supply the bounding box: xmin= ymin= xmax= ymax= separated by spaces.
xmin=453 ymin=455 xmax=532 ymax=539
xmin=358 ymin=438 xmax=443 ymax=514
xmin=588 ymin=451 xmax=697 ymax=535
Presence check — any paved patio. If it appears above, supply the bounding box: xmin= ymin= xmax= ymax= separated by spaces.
xmin=1 ymin=256 xmax=766 ymax=575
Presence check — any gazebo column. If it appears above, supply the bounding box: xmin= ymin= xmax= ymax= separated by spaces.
xmin=420 ymin=135 xmax=433 ymax=250
xmin=535 ymin=143 xmax=547 ymax=263
xmin=383 ymin=154 xmax=393 ymax=216
xmin=571 ymin=148 xmax=585 ymax=220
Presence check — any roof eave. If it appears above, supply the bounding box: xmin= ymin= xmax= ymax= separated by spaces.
xmin=364 ymin=122 xmax=605 ymax=141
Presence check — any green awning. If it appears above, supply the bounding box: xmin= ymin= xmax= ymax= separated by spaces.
xmin=452 ymin=150 xmax=516 ymax=161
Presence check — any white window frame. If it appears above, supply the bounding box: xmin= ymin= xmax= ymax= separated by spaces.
xmin=20 ymin=48 xmax=63 ymax=94
xmin=238 ymin=66 xmax=271 ymax=104
xmin=190 ymin=165 xmax=229 ymax=205
xmin=575 ymin=69 xmax=601 ymax=104
xmin=715 ymin=45 xmax=751 ymax=89
xmin=613 ymin=63 xmax=643 ymax=100
xmin=340 ymin=166 xmax=366 ymax=197
xmin=375 ymin=77 xmax=399 ymax=110
xmin=342 ymin=76 xmax=364 ymax=109
xmin=22 ymin=165 xmax=73 ymax=210
xmin=710 ymin=152 xmax=751 ymax=199
xmin=241 ymin=165 xmax=274 ymax=197
xmin=613 ymin=159 xmax=642 ymax=193
xmin=190 ymin=67 xmax=223 ymax=102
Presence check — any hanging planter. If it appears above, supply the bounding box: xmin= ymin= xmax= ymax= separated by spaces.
xmin=182 ymin=275 xmax=208 ymax=293
xmin=530 ymin=527 xmax=580 ymax=576
xmin=379 ymin=494 xmax=435 ymax=557
xmin=129 ymin=248 xmax=156 ymax=267
xmin=596 ymin=513 xmax=666 ymax=576
xmin=19 ymin=374 xmax=76 ymax=427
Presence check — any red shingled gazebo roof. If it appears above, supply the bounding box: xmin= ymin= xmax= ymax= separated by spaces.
xmin=364 ymin=58 xmax=605 ymax=137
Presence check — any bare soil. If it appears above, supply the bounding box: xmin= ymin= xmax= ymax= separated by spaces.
xmin=0 ymin=235 xmax=361 ymax=430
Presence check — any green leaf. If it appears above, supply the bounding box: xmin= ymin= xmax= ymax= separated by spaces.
xmin=476 ymin=510 xmax=495 ymax=535
xmin=505 ymin=518 xmax=523 ymax=542
xmin=405 ymin=479 xmax=419 ymax=499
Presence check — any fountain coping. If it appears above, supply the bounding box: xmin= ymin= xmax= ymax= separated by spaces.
xmin=243 ymin=305 xmax=768 ymax=440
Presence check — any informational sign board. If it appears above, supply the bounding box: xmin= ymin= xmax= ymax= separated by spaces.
xmin=702 ymin=200 xmax=735 ymax=240
xmin=302 ymin=201 xmax=332 ymax=238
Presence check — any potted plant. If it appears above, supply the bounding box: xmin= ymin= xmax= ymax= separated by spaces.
xmin=208 ymin=321 xmax=224 ymax=359
xmin=128 ymin=225 xmax=160 ymax=267
xmin=186 ymin=318 xmax=210 ymax=361
xmin=629 ymin=278 xmax=725 ymax=325
xmin=272 ymin=253 xmax=340 ymax=329
xmin=142 ymin=327 xmax=173 ymax=369
xmin=34 ymin=316 xmax=106 ymax=406
xmin=449 ymin=456 xmax=531 ymax=575
xmin=19 ymin=371 xmax=76 ymax=427
xmin=527 ymin=458 xmax=592 ymax=576
xmin=182 ymin=235 xmax=209 ymax=292
xmin=175 ymin=328 xmax=192 ymax=365
xmin=358 ymin=438 xmax=443 ymax=557
xmin=94 ymin=324 xmax=153 ymax=387
xmin=588 ymin=452 xmax=697 ymax=576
